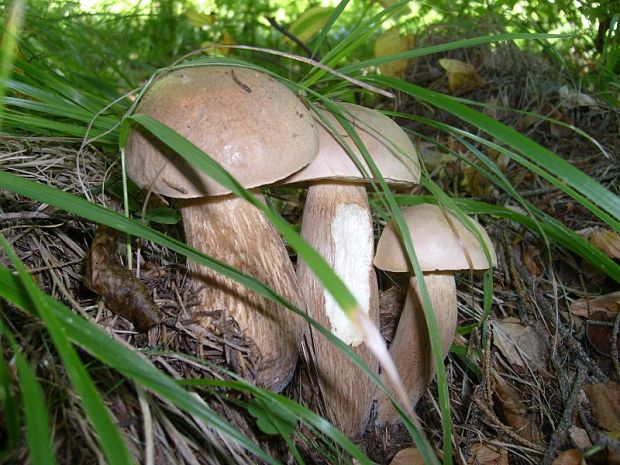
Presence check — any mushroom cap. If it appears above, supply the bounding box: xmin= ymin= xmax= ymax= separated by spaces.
xmin=373 ymin=204 xmax=496 ymax=273
xmin=281 ymin=103 xmax=420 ymax=186
xmin=126 ymin=66 xmax=318 ymax=198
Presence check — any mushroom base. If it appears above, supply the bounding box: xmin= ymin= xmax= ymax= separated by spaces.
xmin=180 ymin=193 xmax=305 ymax=392
xmin=297 ymin=182 xmax=378 ymax=436
xmin=377 ymin=272 xmax=457 ymax=425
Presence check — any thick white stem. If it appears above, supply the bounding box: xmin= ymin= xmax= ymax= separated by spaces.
xmin=179 ymin=193 xmax=304 ymax=392
xmin=377 ymin=273 xmax=457 ymax=424
xmin=297 ymin=182 xmax=378 ymax=436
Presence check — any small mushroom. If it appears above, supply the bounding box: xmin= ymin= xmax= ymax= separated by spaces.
xmin=285 ymin=103 xmax=420 ymax=435
xmin=126 ymin=66 xmax=319 ymax=391
xmin=373 ymin=204 xmax=496 ymax=424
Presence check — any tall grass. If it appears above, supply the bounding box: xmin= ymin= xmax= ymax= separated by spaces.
xmin=1 ymin=1 xmax=619 ymax=464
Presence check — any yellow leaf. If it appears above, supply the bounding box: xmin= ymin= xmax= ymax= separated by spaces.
xmin=374 ymin=28 xmax=415 ymax=78
xmin=185 ymin=9 xmax=216 ymax=28
xmin=589 ymin=228 xmax=620 ymax=259
xmin=388 ymin=448 xmax=425 ymax=465
xmin=288 ymin=6 xmax=334 ymax=43
xmin=438 ymin=58 xmax=483 ymax=94
xmin=201 ymin=31 xmax=236 ymax=56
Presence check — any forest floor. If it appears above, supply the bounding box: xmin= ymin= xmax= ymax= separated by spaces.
xmin=1 ymin=31 xmax=619 ymax=465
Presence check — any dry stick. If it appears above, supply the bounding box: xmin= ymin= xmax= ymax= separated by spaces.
xmin=472 ymin=396 xmax=546 ymax=453
xmin=540 ymin=365 xmax=587 ymax=465
xmin=511 ymin=252 xmax=608 ymax=383
xmin=0 ymin=212 xmax=75 ymax=222
xmin=551 ymin=351 xmax=597 ymax=446
xmin=611 ymin=309 xmax=620 ymax=380
xmin=265 ymin=16 xmax=316 ymax=59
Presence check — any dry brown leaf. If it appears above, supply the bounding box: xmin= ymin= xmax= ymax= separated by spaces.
xmin=492 ymin=317 xmax=547 ymax=371
xmin=570 ymin=291 xmax=620 ymax=318
xmin=584 ymin=381 xmax=620 ymax=433
xmin=585 ymin=311 xmax=620 ymax=358
xmin=589 ymin=229 xmax=620 ymax=259
xmin=388 ymin=448 xmax=425 ymax=465
xmin=523 ymin=245 xmax=542 ymax=277
xmin=551 ymin=449 xmax=584 ymax=465
xmin=515 ymin=114 xmax=537 ymax=132
xmin=468 ymin=443 xmax=509 ymax=465
xmin=85 ymin=226 xmax=164 ymax=332
xmin=493 ymin=373 xmax=544 ymax=443
xmin=374 ymin=27 xmax=415 ymax=78
xmin=438 ymin=58 xmax=484 ymax=94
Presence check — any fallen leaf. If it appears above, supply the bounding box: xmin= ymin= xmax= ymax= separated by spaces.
xmin=584 ymin=381 xmax=620 ymax=433
xmin=438 ymin=58 xmax=484 ymax=94
xmin=570 ymin=291 xmax=620 ymax=318
xmin=492 ymin=318 xmax=547 ymax=372
xmin=468 ymin=443 xmax=509 ymax=465
xmin=523 ymin=245 xmax=542 ymax=277
xmin=585 ymin=311 xmax=620 ymax=358
xmin=288 ymin=6 xmax=334 ymax=43
xmin=374 ymin=28 xmax=415 ymax=78
xmin=185 ymin=8 xmax=216 ymax=27
xmin=589 ymin=229 xmax=620 ymax=259
xmin=559 ymin=85 xmax=599 ymax=109
xmin=552 ymin=449 xmax=584 ymax=465
xmin=493 ymin=373 xmax=544 ymax=443
xmin=515 ymin=114 xmax=537 ymax=132
xmin=201 ymin=31 xmax=236 ymax=55
xmin=389 ymin=448 xmax=425 ymax=465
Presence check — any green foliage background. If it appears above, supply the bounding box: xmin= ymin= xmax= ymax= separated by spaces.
xmin=0 ymin=0 xmax=618 ymax=464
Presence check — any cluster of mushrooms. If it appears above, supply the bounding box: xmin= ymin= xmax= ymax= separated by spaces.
xmin=125 ymin=65 xmax=497 ymax=437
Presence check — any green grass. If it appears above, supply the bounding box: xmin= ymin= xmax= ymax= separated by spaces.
xmin=1 ymin=1 xmax=619 ymax=464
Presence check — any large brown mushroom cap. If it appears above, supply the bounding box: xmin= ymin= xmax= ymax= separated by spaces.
xmin=373 ymin=203 xmax=496 ymax=273
xmin=282 ymin=103 xmax=420 ymax=186
xmin=126 ymin=66 xmax=318 ymax=197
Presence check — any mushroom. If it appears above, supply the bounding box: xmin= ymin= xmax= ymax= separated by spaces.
xmin=373 ymin=204 xmax=496 ymax=424
xmin=285 ymin=103 xmax=420 ymax=435
xmin=125 ymin=66 xmax=318 ymax=391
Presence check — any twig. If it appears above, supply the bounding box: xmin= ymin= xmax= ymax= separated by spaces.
xmin=472 ymin=396 xmax=546 ymax=453
xmin=0 ymin=211 xmax=75 ymax=222
xmin=611 ymin=309 xmax=620 ymax=380
xmin=265 ymin=16 xmax=316 ymax=59
xmin=540 ymin=365 xmax=586 ymax=465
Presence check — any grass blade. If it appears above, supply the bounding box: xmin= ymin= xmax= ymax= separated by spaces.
xmin=0 ymin=317 xmax=57 ymax=465
xmin=0 ymin=234 xmax=135 ymax=465
xmin=0 ymin=265 xmax=282 ymax=464
xmin=371 ymin=76 xmax=620 ymax=228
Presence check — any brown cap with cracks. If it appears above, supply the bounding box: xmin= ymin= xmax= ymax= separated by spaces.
xmin=282 ymin=103 xmax=420 ymax=186
xmin=373 ymin=203 xmax=497 ymax=273
xmin=126 ymin=66 xmax=318 ymax=197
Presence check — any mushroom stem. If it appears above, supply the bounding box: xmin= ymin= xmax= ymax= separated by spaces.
xmin=297 ymin=182 xmax=378 ymax=436
xmin=377 ymin=272 xmax=457 ymax=424
xmin=179 ymin=193 xmax=305 ymax=392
